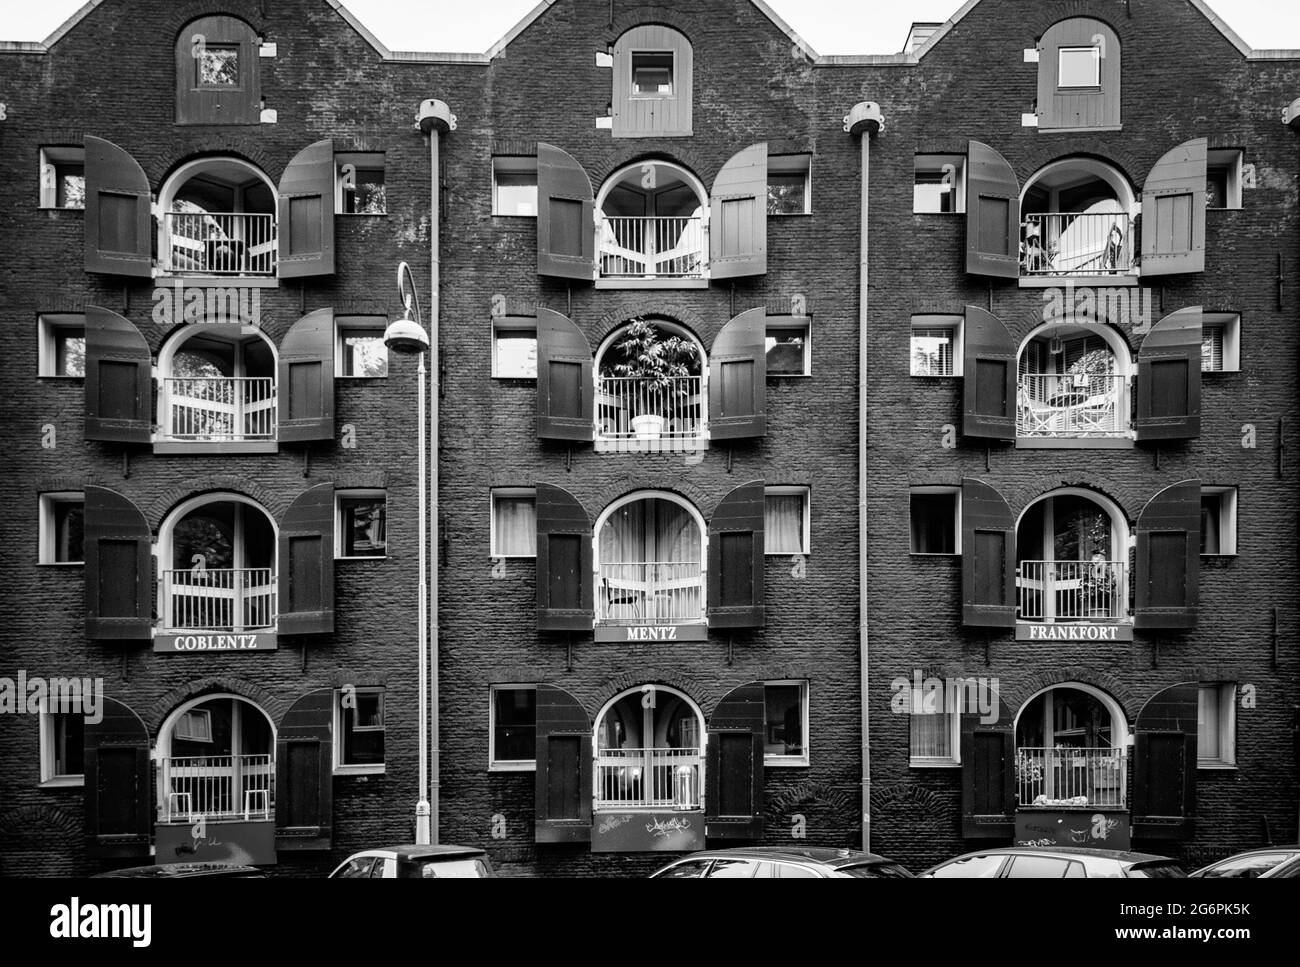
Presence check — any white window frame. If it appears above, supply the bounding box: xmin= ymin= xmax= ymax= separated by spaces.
xmin=765 ymin=316 xmax=812 ymax=377
xmin=491 ymin=488 xmax=537 ymax=559
xmin=39 ymin=146 xmax=86 ymax=210
xmin=39 ymin=492 xmax=84 ymax=566
xmin=491 ymin=318 xmax=539 ymax=379
xmin=492 ymin=157 xmax=538 ymax=217
xmin=909 ymin=486 xmax=962 ymax=556
xmin=763 ymin=680 xmax=810 ymax=767
xmin=1206 ymin=149 xmax=1244 ymax=210
xmin=489 ymin=684 xmax=538 ymax=772
xmin=1200 ymin=485 xmax=1238 ymax=557
xmin=913 ymin=155 xmax=966 ymax=214
xmin=768 ymin=154 xmax=812 ymax=216
xmin=174 ymin=708 xmax=213 ymax=743
xmin=911 ymin=314 xmax=963 ymax=376
xmin=335 ymin=318 xmax=389 ymax=379
xmin=1197 ymin=683 xmax=1237 ymax=769
xmin=908 ymin=704 xmax=962 ymax=768
xmin=629 ymin=49 xmax=675 ymax=98
xmin=1201 ymin=312 xmax=1241 ymax=373
xmin=39 ymin=706 xmax=85 ymax=787
xmin=764 ymin=486 xmax=810 ymax=556
xmin=1057 ymin=45 xmax=1101 ymax=89
xmin=335 ymin=152 xmax=387 ymax=215
xmin=38 ymin=314 xmax=86 ymax=378
xmin=333 ymin=686 xmax=387 ymax=775
xmin=336 ymin=489 xmax=387 ymax=560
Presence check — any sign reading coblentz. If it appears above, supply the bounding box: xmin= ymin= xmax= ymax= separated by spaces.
xmin=1017 ymin=624 xmax=1133 ymax=642
xmin=155 ymin=633 xmax=276 ymax=653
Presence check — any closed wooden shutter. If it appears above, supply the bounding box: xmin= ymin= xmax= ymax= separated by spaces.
xmin=537 ymin=143 xmax=595 ymax=280
xmin=1132 ymin=683 xmax=1198 ymax=840
xmin=278 ymin=140 xmax=336 ymax=278
xmin=961 ymin=478 xmax=1016 ymax=627
xmin=277 ymin=308 xmax=335 ymax=444
xmin=966 ymin=141 xmax=1020 ymax=278
xmin=278 ymin=483 xmax=335 ymax=635
xmin=535 ymin=483 xmax=593 ymax=631
xmin=84 ymin=697 xmax=151 ymax=858
xmin=275 ymin=688 xmax=334 ymax=850
xmin=709 ymin=307 xmax=767 ymax=440
xmin=707 ymin=481 xmax=765 ymax=629
xmin=534 ymin=685 xmax=592 ymax=843
xmin=705 ymin=683 xmax=765 ymax=840
xmin=1141 ymin=139 xmax=1207 ymax=276
xmin=1135 ymin=480 xmax=1200 ymax=630
xmin=1037 ymin=19 xmax=1121 ymax=130
xmin=962 ymin=306 xmax=1017 ymax=440
xmin=84 ymin=305 xmax=153 ymax=444
xmin=174 ymin=15 xmax=261 ymax=125
xmin=710 ymin=144 xmax=767 ymax=279
xmin=612 ymin=24 xmax=693 ymax=138
xmin=960 ymin=694 xmax=1015 ymax=839
xmin=84 ymin=136 xmax=153 ymax=277
xmin=1136 ymin=307 xmax=1201 ymax=441
xmin=84 ymin=486 xmax=153 ymax=641
xmin=535 ymin=308 xmax=594 ymax=442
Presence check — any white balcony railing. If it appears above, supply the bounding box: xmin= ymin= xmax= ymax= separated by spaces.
xmin=599 ymin=216 xmax=705 ymax=279
xmin=161 ymin=568 xmax=276 ymax=632
xmin=161 ymin=377 xmax=276 ymax=442
xmin=160 ymin=754 xmax=274 ymax=822
xmin=597 ymin=562 xmax=704 ymax=625
xmin=1018 ymin=374 xmax=1127 ymax=437
xmin=595 ymin=747 xmax=702 ymax=810
xmin=1018 ymin=560 xmax=1126 ymax=622
xmin=1022 ymin=212 xmax=1133 ymax=276
xmin=1017 ymin=747 xmax=1126 ymax=808
xmin=164 ymin=212 xmax=277 ymax=276
xmin=596 ymin=375 xmax=704 ymax=441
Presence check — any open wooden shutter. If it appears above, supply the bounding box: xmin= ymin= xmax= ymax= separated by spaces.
xmin=1136 ymin=307 xmax=1201 ymax=441
xmin=85 ymin=486 xmax=153 ymax=640
xmin=962 ymin=306 xmax=1017 ymax=440
xmin=966 ymin=141 xmax=1020 ymax=278
xmin=709 ymin=307 xmax=766 ymax=441
xmin=85 ymin=305 xmax=153 ymax=444
xmin=710 ymin=143 xmax=767 ymax=279
xmin=960 ymin=694 xmax=1015 ymax=839
xmin=707 ymin=480 xmax=765 ymax=629
xmin=278 ymin=140 xmax=335 ymax=278
xmin=278 ymin=483 xmax=334 ymax=635
xmin=84 ymin=135 xmax=153 ymax=277
xmin=1135 ymin=480 xmax=1200 ymax=630
xmin=276 ymin=688 xmax=334 ymax=850
xmin=705 ymin=682 xmax=765 ymax=840
xmin=1132 ymin=682 xmax=1197 ymax=840
xmin=1141 ymin=138 xmax=1207 ymax=276
xmin=1036 ymin=19 xmax=1121 ymax=130
xmin=962 ymin=478 xmax=1016 ymax=627
xmin=84 ymin=697 xmax=151 ymax=858
xmin=534 ymin=685 xmax=592 ymax=843
xmin=537 ymin=143 xmax=595 ymax=280
xmin=536 ymin=483 xmax=593 ymax=631
xmin=536 ymin=308 xmax=593 ymax=442
xmin=277 ymin=308 xmax=335 ymax=443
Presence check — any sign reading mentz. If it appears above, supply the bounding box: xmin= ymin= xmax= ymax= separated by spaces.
xmin=156 ymin=633 xmax=277 ymax=653
xmin=594 ymin=625 xmax=709 ymax=643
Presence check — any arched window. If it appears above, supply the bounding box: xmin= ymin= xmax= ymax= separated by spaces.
xmin=159 ymin=157 xmax=277 ymax=276
xmin=1017 ymin=320 xmax=1133 ymax=440
xmin=1021 ymin=157 xmax=1136 ymax=277
xmin=597 ymin=161 xmax=708 ymax=281
xmin=176 ymin=16 xmax=262 ymax=125
xmin=594 ymin=317 xmax=706 ymax=446
xmin=158 ymin=323 xmax=277 ymax=445
xmin=156 ymin=694 xmax=276 ymax=822
xmin=1014 ymin=683 xmax=1128 ymax=808
xmin=594 ymin=492 xmax=706 ymax=627
xmin=593 ymin=685 xmax=704 ymax=809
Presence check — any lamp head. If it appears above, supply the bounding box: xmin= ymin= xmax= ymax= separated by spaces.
xmin=384 ymin=316 xmax=430 ymax=354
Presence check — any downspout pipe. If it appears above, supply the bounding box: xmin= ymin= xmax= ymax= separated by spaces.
xmin=1286 ymin=97 xmax=1300 ymax=843
xmin=418 ymin=98 xmax=455 ymax=844
xmin=845 ymin=101 xmax=884 ymax=852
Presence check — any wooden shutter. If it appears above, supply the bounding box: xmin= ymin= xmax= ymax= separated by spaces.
xmin=710 ymin=143 xmax=767 ymax=279
xmin=612 ymin=25 xmax=693 ymax=138
xmin=960 ymin=695 xmax=1015 ymax=839
xmin=85 ymin=486 xmax=153 ymax=641
xmin=709 ymin=307 xmax=767 ymax=440
xmin=707 ymin=481 xmax=765 ymax=629
xmin=1141 ymin=138 xmax=1207 ymax=276
xmin=278 ymin=139 xmax=336 ymax=278
xmin=535 ymin=483 xmax=593 ymax=631
xmin=174 ymin=16 xmax=261 ymax=125
xmin=278 ymin=483 xmax=335 ymax=635
xmin=85 ymin=305 xmax=153 ymax=444
xmin=1136 ymin=307 xmax=1201 ymax=441
xmin=966 ymin=141 xmax=1019 ymax=278
xmin=277 ymin=308 xmax=335 ymax=443
xmin=1037 ymin=19 xmax=1121 ymax=130
xmin=534 ymin=685 xmax=592 ymax=843
xmin=962 ymin=478 xmax=1016 ymax=627
xmin=536 ymin=308 xmax=594 ymax=442
xmin=1135 ymin=480 xmax=1200 ymax=630
xmin=537 ymin=143 xmax=595 ymax=280
xmin=1132 ymin=682 xmax=1198 ymax=840
xmin=275 ymin=688 xmax=334 ymax=850
xmin=84 ymin=697 xmax=151 ymax=858
xmin=963 ymin=306 xmax=1017 ymax=441
xmin=705 ymin=683 xmax=765 ymax=840
xmin=84 ymin=135 xmax=153 ymax=277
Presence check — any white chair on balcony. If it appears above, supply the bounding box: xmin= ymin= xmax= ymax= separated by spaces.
xmin=1018 ymin=387 xmax=1061 ymax=435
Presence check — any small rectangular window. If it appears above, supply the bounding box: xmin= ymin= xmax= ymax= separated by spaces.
xmin=910 ymin=488 xmax=959 ymax=555
xmin=767 ymin=155 xmax=811 ymax=216
xmin=337 ymin=153 xmax=386 ymax=215
xmin=491 ymin=489 xmax=537 ymax=558
xmin=39 ymin=493 xmax=84 ymax=565
xmin=1206 ymin=150 xmax=1243 ymax=210
xmin=336 ymin=688 xmax=386 ymax=771
xmin=175 ymin=709 xmax=213 ymax=743
xmin=1197 ymin=683 xmax=1236 ymax=767
xmin=914 ymin=155 xmax=965 ymax=214
xmin=337 ymin=492 xmax=387 ymax=559
xmin=911 ymin=315 xmax=962 ymax=376
xmin=763 ymin=681 xmax=808 ymax=765
xmin=197 ymin=45 xmax=240 ymax=87
xmin=764 ymin=487 xmax=809 ymax=556
xmin=38 ymin=315 xmax=86 ymax=377
xmin=490 ymin=685 xmax=537 ymax=770
xmin=336 ymin=318 xmax=388 ymax=378
xmin=492 ymin=320 xmax=538 ymax=379
xmin=631 ymin=52 xmax=674 ymax=95
xmin=910 ymin=707 xmax=960 ymax=766
xmin=1200 ymin=486 xmax=1237 ymax=556
xmin=493 ymin=158 xmax=538 ymax=217
xmin=765 ymin=318 xmax=811 ymax=376
xmin=1201 ymin=313 xmax=1240 ymax=373
xmin=39 ymin=148 xmax=86 ymax=210
xmin=1058 ymin=46 xmax=1100 ymax=88
xmin=40 ymin=710 xmax=85 ymax=785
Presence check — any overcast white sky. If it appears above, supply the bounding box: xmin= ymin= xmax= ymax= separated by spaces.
xmin=3 ymin=0 xmax=1299 ymax=54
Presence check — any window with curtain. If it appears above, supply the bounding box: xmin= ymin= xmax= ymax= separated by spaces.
xmin=910 ymin=710 xmax=956 ymax=762
xmin=599 ymin=498 xmax=700 ymax=565
xmin=491 ymin=492 xmax=536 ymax=557
xmin=765 ymin=490 xmax=807 ymax=555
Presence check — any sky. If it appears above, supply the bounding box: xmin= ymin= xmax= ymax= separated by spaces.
xmin=2 ymin=0 xmax=1299 ymax=54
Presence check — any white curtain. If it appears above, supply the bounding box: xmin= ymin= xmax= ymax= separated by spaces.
xmin=910 ymin=712 xmax=953 ymax=759
xmin=600 ymin=499 xmax=699 ymax=564
xmin=494 ymin=497 xmax=536 ymax=556
xmin=765 ymin=495 xmax=804 ymax=554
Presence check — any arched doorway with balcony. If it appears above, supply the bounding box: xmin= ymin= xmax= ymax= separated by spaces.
xmin=1014 ymin=683 xmax=1129 ymax=812
xmin=1020 ymin=157 xmax=1136 ymax=278
xmin=596 ymin=160 xmax=708 ymax=281
xmin=593 ymin=684 xmax=705 ymax=813
xmin=593 ymin=318 xmax=707 ymax=449
xmin=156 ymin=324 xmax=277 ymax=447
xmin=1016 ymin=319 xmax=1133 ymax=443
xmin=158 ymin=157 xmax=278 ymax=277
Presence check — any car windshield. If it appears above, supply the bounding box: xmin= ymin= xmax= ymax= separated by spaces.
xmin=1127 ymin=861 xmax=1186 ymax=878
xmin=835 ymin=863 xmax=913 ymax=878
xmin=1199 ymin=853 xmax=1293 ymax=878
xmin=404 ymin=857 xmax=490 ymax=878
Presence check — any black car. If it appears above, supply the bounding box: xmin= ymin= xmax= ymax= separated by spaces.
xmin=93 ymin=863 xmax=266 ymax=878
xmin=923 ymin=846 xmax=1185 ymax=878
xmin=651 ymin=846 xmax=915 ymax=878
xmin=1191 ymin=847 xmax=1300 ymax=878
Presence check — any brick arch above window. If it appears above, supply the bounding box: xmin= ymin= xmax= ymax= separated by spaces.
xmin=1015 ymin=144 xmax=1142 ymax=189
xmin=1005 ymin=670 xmax=1138 ymax=724
xmin=587 ymin=475 xmax=712 ymax=518
xmin=592 ymin=301 xmax=712 ymax=346
xmin=590 ymin=146 xmax=713 ymax=190
xmin=147 ymin=678 xmax=285 ymax=735
xmin=999 ymin=475 xmax=1144 ymax=525
xmin=150 ymin=140 xmax=276 ymax=187
xmin=146 ymin=476 xmax=291 ymax=529
xmin=606 ymin=6 xmax=703 ymax=46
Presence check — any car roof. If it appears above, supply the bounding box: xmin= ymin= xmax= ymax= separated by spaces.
xmin=358 ymin=844 xmax=488 ymax=861
xmin=938 ymin=846 xmax=1175 ymax=865
xmin=669 ymin=846 xmax=902 ymax=868
xmin=94 ymin=863 xmax=264 ymax=878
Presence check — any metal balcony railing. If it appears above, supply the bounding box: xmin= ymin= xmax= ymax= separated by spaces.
xmin=161 ymin=568 xmax=276 ymax=632
xmin=164 ymin=212 xmax=277 ymax=276
xmin=1021 ymin=212 xmax=1133 ymax=276
xmin=596 ymin=375 xmax=704 ymax=441
xmin=1017 ymin=560 xmax=1126 ymax=622
xmin=1017 ymin=374 xmax=1127 ymax=437
xmin=599 ymin=216 xmax=705 ymax=279
xmin=161 ymin=377 xmax=276 ymax=442
xmin=160 ymin=754 xmax=274 ymax=822
xmin=594 ymin=747 xmax=702 ymax=810
xmin=597 ymin=562 xmax=705 ymax=626
xmin=1017 ymin=746 xmax=1127 ymax=808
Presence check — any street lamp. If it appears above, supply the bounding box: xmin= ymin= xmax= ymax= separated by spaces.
xmin=384 ymin=260 xmax=431 ymax=845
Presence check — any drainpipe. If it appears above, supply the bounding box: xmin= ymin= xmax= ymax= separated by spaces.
xmin=845 ymin=101 xmax=884 ymax=852
xmin=1285 ymin=97 xmax=1300 ymax=842
xmin=417 ymin=98 xmax=455 ymax=844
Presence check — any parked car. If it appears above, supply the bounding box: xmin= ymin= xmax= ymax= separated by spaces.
xmin=1191 ymin=847 xmax=1300 ymax=879
xmin=650 ymin=846 xmax=915 ymax=878
xmin=93 ymin=863 xmax=266 ymax=878
xmin=328 ymin=845 xmax=494 ymax=878
xmin=922 ymin=846 xmax=1185 ymax=878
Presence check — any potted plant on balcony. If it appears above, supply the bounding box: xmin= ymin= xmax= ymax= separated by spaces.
xmin=610 ymin=319 xmax=700 ymax=441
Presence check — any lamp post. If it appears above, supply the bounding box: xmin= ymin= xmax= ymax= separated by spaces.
xmin=384 ymin=261 xmax=432 ymax=845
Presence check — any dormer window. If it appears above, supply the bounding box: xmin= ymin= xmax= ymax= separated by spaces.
xmin=176 ymin=16 xmax=261 ymax=124
xmin=1057 ymin=46 xmax=1100 ymax=88
xmin=612 ymin=25 xmax=692 ymax=138
xmin=197 ymin=44 xmax=240 ymax=87
xmin=1035 ymin=18 xmax=1120 ymax=131
xmin=632 ymin=52 xmax=674 ymax=95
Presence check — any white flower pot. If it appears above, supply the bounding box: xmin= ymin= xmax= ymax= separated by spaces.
xmin=631 ymin=414 xmax=665 ymax=441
